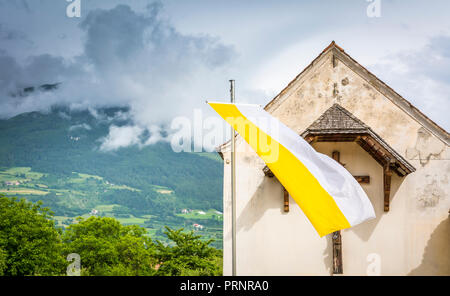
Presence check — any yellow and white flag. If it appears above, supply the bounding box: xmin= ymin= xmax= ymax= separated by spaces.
xmin=209 ymin=102 xmax=375 ymax=237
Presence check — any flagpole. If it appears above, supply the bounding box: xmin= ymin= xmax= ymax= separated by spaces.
xmin=230 ymin=79 xmax=237 ymax=276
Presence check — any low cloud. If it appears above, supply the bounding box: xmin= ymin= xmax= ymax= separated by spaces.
xmin=99 ymin=125 xmax=145 ymax=151
xmin=144 ymin=125 xmax=167 ymax=146
xmin=69 ymin=123 xmax=91 ymax=131
xmin=0 ymin=2 xmax=236 ymax=150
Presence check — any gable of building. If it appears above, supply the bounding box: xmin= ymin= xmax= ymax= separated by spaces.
xmin=219 ymin=42 xmax=449 ymax=155
xmin=264 ymin=41 xmax=449 ymax=145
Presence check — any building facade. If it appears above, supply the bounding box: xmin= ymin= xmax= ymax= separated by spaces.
xmin=218 ymin=42 xmax=449 ymax=276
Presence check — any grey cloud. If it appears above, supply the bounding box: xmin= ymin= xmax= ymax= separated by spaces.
xmin=0 ymin=0 xmax=30 ymax=12
xmin=80 ymin=3 xmax=234 ymax=76
xmin=0 ymin=24 xmax=28 ymax=42
xmin=0 ymin=3 xmax=236 ymax=149
xmin=383 ymin=36 xmax=450 ymax=84
xmin=22 ymin=55 xmax=69 ymax=86
xmin=80 ymin=4 xmax=152 ymax=70
xmin=58 ymin=111 xmax=71 ymax=120
xmin=420 ymin=36 xmax=450 ymax=83
xmin=429 ymin=36 xmax=450 ymax=58
xmin=19 ymin=0 xmax=30 ymax=13
xmin=0 ymin=51 xmax=79 ymax=115
xmin=370 ymin=36 xmax=450 ymax=131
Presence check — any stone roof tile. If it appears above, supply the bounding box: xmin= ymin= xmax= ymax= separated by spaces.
xmin=307 ymin=103 xmax=368 ymax=131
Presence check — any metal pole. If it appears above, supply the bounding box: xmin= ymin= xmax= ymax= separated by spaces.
xmin=230 ymin=79 xmax=237 ymax=276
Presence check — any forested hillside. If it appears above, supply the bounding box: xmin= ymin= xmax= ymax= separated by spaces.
xmin=0 ymin=107 xmax=223 ymax=247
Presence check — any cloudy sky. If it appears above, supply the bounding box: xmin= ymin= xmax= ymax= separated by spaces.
xmin=0 ymin=0 xmax=449 ymax=150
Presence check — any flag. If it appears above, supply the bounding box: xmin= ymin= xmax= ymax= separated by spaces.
xmin=208 ymin=102 xmax=375 ymax=237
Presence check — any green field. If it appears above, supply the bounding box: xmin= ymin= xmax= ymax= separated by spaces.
xmin=0 ymin=166 xmax=223 ymax=248
xmin=0 ymin=166 xmax=44 ymax=182
xmin=176 ymin=208 xmax=223 ymax=220
xmin=194 ymin=152 xmax=223 ymax=162
xmin=0 ymin=188 xmax=49 ymax=195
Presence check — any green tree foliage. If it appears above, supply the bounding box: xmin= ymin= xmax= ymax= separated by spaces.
xmin=155 ymin=227 xmax=222 ymax=276
xmin=0 ymin=195 xmax=65 ymax=275
xmin=0 ymin=196 xmax=223 ymax=276
xmin=0 ymin=247 xmax=6 ymax=276
xmin=62 ymin=216 xmax=157 ymax=276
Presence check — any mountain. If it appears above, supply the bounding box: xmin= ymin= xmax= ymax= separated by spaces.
xmin=0 ymin=107 xmax=224 ymax=246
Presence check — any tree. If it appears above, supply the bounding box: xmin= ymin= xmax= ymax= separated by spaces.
xmin=0 ymin=195 xmax=223 ymax=276
xmin=0 ymin=195 xmax=65 ymax=275
xmin=155 ymin=227 xmax=222 ymax=276
xmin=62 ymin=216 xmax=157 ymax=275
xmin=0 ymin=247 xmax=6 ymax=276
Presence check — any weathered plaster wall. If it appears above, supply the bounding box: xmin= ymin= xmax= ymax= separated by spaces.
xmin=222 ymin=50 xmax=449 ymax=275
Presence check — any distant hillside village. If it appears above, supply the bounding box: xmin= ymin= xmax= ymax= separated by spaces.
xmin=180 ymin=209 xmax=223 ymax=231
xmin=4 ymin=180 xmax=22 ymax=186
xmin=68 ymin=206 xmax=224 ymax=234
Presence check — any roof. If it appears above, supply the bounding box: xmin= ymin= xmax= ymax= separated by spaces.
xmin=300 ymin=104 xmax=416 ymax=176
xmin=218 ymin=41 xmax=449 ymax=153
xmin=302 ymin=103 xmax=368 ymax=133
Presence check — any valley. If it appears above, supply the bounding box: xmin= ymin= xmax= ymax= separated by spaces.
xmin=0 ymin=108 xmax=224 ymax=249
xmin=0 ymin=166 xmax=223 ymax=248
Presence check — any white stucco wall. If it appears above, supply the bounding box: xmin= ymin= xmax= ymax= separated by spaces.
xmin=221 ymin=49 xmax=450 ymax=275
